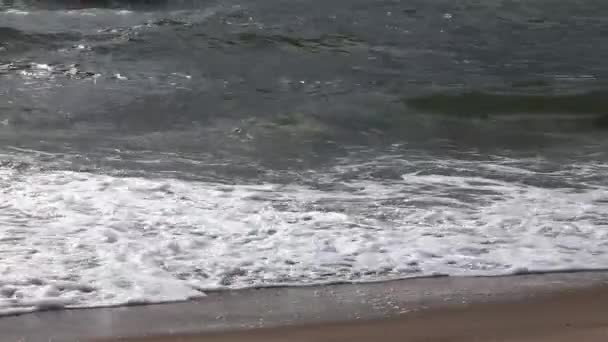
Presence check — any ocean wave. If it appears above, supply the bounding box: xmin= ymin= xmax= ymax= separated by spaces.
xmin=0 ymin=26 xmax=80 ymax=47
xmin=405 ymin=91 xmax=608 ymax=117
xmin=0 ymin=157 xmax=606 ymax=315
xmin=197 ymin=31 xmax=365 ymax=53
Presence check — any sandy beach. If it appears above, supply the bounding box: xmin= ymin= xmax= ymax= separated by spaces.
xmin=2 ymin=271 xmax=607 ymax=341
xmin=112 ymin=286 xmax=608 ymax=342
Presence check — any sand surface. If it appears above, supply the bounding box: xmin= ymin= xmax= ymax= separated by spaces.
xmin=2 ymin=272 xmax=608 ymax=341
xmin=113 ymin=286 xmax=608 ymax=342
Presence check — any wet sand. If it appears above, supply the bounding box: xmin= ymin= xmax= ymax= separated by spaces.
xmin=2 ymin=272 xmax=608 ymax=341
xmin=112 ymin=285 xmax=608 ymax=342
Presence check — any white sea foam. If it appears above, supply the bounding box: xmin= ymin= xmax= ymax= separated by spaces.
xmin=0 ymin=6 xmax=231 ymax=36
xmin=0 ymin=160 xmax=607 ymax=315
xmin=5 ymin=9 xmax=29 ymax=15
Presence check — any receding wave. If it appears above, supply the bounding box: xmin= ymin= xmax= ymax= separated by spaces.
xmin=0 ymin=157 xmax=607 ymax=315
xmin=404 ymin=91 xmax=608 ymax=118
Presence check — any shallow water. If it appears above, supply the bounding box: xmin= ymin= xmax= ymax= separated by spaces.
xmin=1 ymin=0 xmax=607 ymax=314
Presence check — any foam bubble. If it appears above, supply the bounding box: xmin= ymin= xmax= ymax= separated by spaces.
xmin=0 ymin=160 xmax=606 ymax=314
xmin=5 ymin=9 xmax=29 ymax=15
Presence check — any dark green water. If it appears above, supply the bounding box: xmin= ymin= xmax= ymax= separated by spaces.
xmin=1 ymin=0 xmax=607 ymax=181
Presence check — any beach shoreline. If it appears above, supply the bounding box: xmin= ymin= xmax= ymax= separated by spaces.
xmin=2 ymin=271 xmax=607 ymax=341
xmin=107 ymin=285 xmax=608 ymax=342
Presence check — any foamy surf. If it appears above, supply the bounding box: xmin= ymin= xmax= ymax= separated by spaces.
xmin=2 ymin=0 xmax=608 ymax=319
xmin=0 ymin=159 xmax=606 ymax=315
